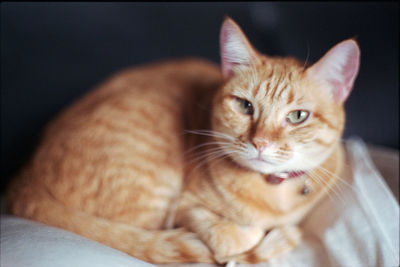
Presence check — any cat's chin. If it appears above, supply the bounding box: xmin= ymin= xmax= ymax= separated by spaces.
xmin=237 ymin=158 xmax=307 ymax=177
xmin=237 ymin=158 xmax=282 ymax=175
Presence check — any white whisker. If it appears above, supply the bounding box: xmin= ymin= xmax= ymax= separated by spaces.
xmin=307 ymin=169 xmax=346 ymax=204
xmin=184 ymin=141 xmax=233 ymax=155
xmin=184 ymin=129 xmax=234 ymax=141
xmin=188 ymin=149 xmax=240 ymax=178
xmin=306 ymin=170 xmax=335 ymax=202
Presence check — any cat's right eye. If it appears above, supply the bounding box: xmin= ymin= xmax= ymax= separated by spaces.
xmin=234 ymin=97 xmax=254 ymax=115
xmin=286 ymin=110 xmax=310 ymax=124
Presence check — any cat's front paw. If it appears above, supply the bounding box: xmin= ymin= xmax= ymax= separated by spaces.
xmin=234 ymin=225 xmax=302 ymax=264
xmin=207 ymin=223 xmax=264 ymax=264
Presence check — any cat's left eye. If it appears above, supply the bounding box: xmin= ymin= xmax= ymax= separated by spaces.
xmin=234 ymin=97 xmax=254 ymax=115
xmin=286 ymin=110 xmax=310 ymax=124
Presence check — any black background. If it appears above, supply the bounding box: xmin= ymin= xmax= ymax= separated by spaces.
xmin=1 ymin=2 xmax=398 ymax=191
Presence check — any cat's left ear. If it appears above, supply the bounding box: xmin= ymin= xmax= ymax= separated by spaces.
xmin=306 ymin=39 xmax=360 ymax=104
xmin=220 ymin=17 xmax=260 ymax=79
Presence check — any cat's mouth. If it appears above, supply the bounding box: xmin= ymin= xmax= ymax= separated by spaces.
xmin=265 ymin=171 xmax=306 ymax=185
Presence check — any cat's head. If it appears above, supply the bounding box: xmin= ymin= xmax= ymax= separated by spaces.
xmin=211 ymin=17 xmax=360 ymax=175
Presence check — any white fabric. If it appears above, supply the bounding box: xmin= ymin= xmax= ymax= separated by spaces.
xmin=1 ymin=138 xmax=399 ymax=267
xmin=0 ymin=217 xmax=154 ymax=267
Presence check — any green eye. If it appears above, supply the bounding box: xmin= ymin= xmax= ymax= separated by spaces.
xmin=286 ymin=110 xmax=310 ymax=124
xmin=234 ymin=97 xmax=254 ymax=115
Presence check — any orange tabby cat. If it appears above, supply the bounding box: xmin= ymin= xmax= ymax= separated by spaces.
xmin=5 ymin=17 xmax=360 ymax=264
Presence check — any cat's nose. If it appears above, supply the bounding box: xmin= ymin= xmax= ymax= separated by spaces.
xmin=252 ymin=137 xmax=270 ymax=152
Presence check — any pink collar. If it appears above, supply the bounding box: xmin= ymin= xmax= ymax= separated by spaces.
xmin=265 ymin=171 xmax=306 ymax=185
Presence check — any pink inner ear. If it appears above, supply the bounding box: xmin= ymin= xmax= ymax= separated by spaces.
xmin=332 ymin=43 xmax=360 ymax=102
xmin=219 ymin=18 xmax=257 ymax=79
xmin=308 ymin=40 xmax=360 ymax=103
xmin=220 ymin=26 xmax=236 ymax=78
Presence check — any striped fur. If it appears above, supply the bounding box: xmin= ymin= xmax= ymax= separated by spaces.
xmin=5 ymin=18 xmax=359 ymax=264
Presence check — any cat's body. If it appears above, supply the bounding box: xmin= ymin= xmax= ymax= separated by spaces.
xmin=5 ymin=18 xmax=359 ymax=264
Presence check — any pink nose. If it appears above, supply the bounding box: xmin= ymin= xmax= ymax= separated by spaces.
xmin=252 ymin=138 xmax=270 ymax=152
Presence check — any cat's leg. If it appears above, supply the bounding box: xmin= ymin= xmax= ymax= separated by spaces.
xmin=231 ymin=225 xmax=303 ymax=264
xmin=176 ymin=204 xmax=265 ymax=263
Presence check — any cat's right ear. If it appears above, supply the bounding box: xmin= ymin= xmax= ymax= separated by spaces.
xmin=220 ymin=17 xmax=259 ymax=79
xmin=306 ymin=39 xmax=360 ymax=104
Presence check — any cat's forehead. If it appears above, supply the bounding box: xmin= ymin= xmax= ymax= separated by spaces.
xmin=230 ymin=57 xmax=306 ymax=102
